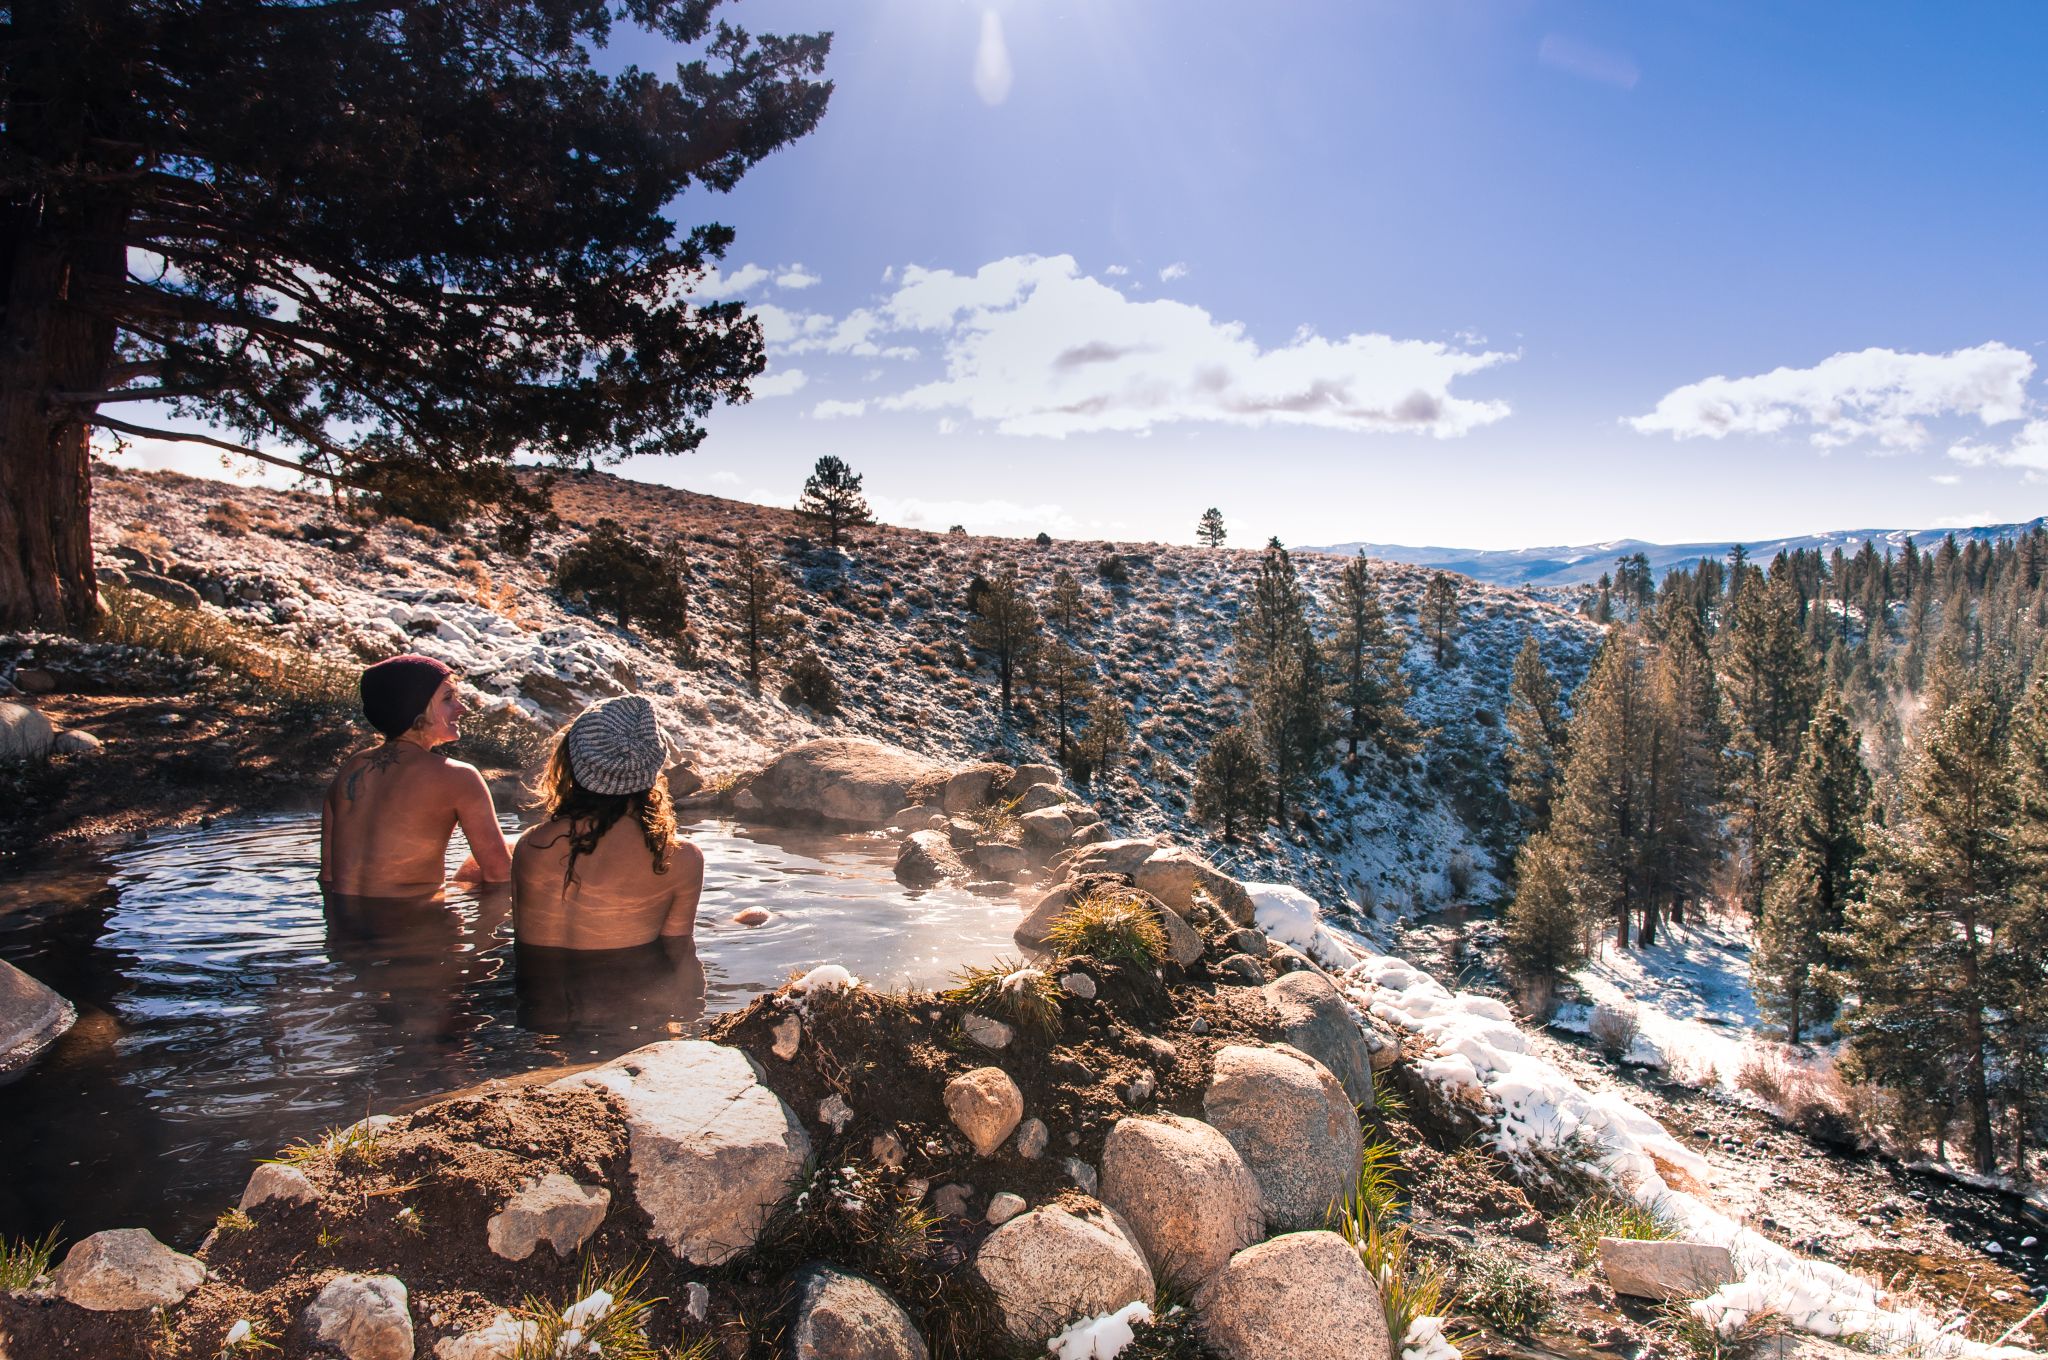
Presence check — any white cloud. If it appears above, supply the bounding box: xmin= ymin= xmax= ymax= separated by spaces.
xmin=1933 ymin=509 xmax=2004 ymax=528
xmin=1537 ymin=34 xmax=1641 ymax=90
xmin=756 ymin=303 xmax=918 ymax=360
xmin=811 ymin=398 xmax=868 ymax=420
xmin=1950 ymin=418 xmax=2048 ymax=476
xmin=1104 ymin=265 xmax=1129 ymax=277
xmin=707 ymin=470 xmax=742 ymax=486
xmin=973 ymin=9 xmax=1013 ymax=106
xmin=750 ymin=367 xmax=809 ymax=398
xmin=1630 ymin=343 xmax=2034 ymax=450
xmin=1159 ymin=262 xmax=1188 ymax=283
xmin=874 ymin=254 xmax=1512 ymax=438
xmin=776 ymin=264 xmax=821 ymax=290
xmin=1930 ymin=473 xmax=1961 ymax=485
xmin=692 ymin=263 xmax=770 ymax=299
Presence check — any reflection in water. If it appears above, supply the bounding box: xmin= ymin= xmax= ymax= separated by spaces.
xmin=0 ymin=814 xmax=1021 ymax=1246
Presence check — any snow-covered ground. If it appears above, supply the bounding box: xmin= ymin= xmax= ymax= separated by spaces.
xmin=1333 ymin=937 xmax=2038 ymax=1358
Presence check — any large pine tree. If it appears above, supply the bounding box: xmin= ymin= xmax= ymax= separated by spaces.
xmin=1 ymin=0 xmax=831 ymax=631
xmin=1505 ymin=635 xmax=1567 ymax=840
xmin=1550 ymin=630 xmax=1657 ymax=948
xmin=1752 ymin=691 xmax=1871 ymax=1042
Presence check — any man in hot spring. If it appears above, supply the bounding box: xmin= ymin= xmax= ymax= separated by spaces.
xmin=320 ymin=653 xmax=514 ymax=896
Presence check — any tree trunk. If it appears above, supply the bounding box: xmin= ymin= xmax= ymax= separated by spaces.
xmin=1 ymin=229 xmax=114 ymax=633
xmin=1637 ymin=901 xmax=1659 ymax=948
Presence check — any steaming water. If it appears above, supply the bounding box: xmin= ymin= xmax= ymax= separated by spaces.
xmin=0 ymin=814 xmax=1024 ymax=1246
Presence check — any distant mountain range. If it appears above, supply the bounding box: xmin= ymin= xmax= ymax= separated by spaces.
xmin=1305 ymin=517 xmax=2048 ymax=588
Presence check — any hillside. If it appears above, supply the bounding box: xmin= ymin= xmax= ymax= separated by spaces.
xmin=70 ymin=462 xmax=1605 ymax=917
xmin=1311 ymin=516 xmax=2048 ymax=587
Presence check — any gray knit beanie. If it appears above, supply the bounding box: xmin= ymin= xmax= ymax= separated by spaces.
xmin=564 ymin=695 xmax=670 ymax=796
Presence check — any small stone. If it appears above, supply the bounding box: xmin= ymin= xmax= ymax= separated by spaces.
xmin=1059 ymin=972 xmax=1097 ymax=1000
xmin=240 ymin=1163 xmax=318 ymax=1210
xmin=819 ymin=1094 xmax=854 ymax=1133
xmin=772 ymin=1017 xmax=802 ymax=1060
xmin=944 ymin=1067 xmax=1024 ymax=1157
xmin=433 ymin=1311 xmax=538 ymax=1360
xmin=685 ymin=1281 xmax=710 ymax=1322
xmin=962 ymin=1013 xmax=1014 ymax=1049
xmin=986 ymin=1192 xmax=1027 ymax=1226
xmin=1014 ymin=1117 xmax=1049 ymax=1160
xmin=1062 ymin=1158 xmax=1098 ymax=1195
xmin=789 ymin=1263 xmax=930 ymax=1360
xmin=49 ymin=1229 xmax=204 ymax=1311
xmin=305 ymin=1273 xmax=414 ymax=1360
xmin=1126 ymin=1071 xmax=1156 ymax=1105
xmin=934 ymin=1182 xmax=975 ymax=1218
xmin=1216 ymin=953 xmax=1265 ymax=985
xmin=1191 ymin=1017 xmax=1212 ymax=1035
xmin=1139 ymin=1036 xmax=1178 ymax=1066
xmin=870 ymin=1131 xmax=907 ymax=1169
xmin=52 ymin=729 xmax=104 ymax=755
xmin=974 ymin=842 xmax=1029 ymax=878
xmin=486 ymin=1174 xmax=610 ymax=1262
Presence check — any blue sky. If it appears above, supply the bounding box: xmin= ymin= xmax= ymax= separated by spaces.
xmin=120 ymin=1 xmax=2048 ymax=549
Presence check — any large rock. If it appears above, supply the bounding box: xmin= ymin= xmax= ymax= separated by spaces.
xmin=1062 ymin=838 xmax=1165 ymax=881
xmin=48 ymin=1229 xmax=204 ymax=1311
xmin=0 ymin=958 xmax=74 ymax=1075
xmin=1011 ymin=783 xmax=1070 ymax=815
xmin=553 ymin=1040 xmax=810 ymax=1265
xmin=240 ymin=1163 xmax=319 ymax=1211
xmin=1202 ymin=1045 xmax=1362 ymax=1231
xmin=1099 ymin=1115 xmax=1262 ymax=1286
xmin=1001 ymin=763 xmax=1063 ymax=797
xmin=1196 ymin=1231 xmax=1391 ymax=1360
xmin=1014 ymin=878 xmax=1200 ymax=967
xmin=788 ymin=1263 xmax=930 ymax=1360
xmin=895 ymin=830 xmax=966 ymax=887
xmin=1132 ymin=847 xmax=1256 ymax=925
xmin=0 ymin=702 xmax=55 ymax=763
xmin=975 ymin=1201 xmax=1155 ymax=1341
xmin=1263 ymin=969 xmax=1375 ymax=1108
xmin=942 ymin=763 xmax=1012 ymax=814
xmin=740 ymin=739 xmax=948 ymax=827
xmin=1597 ymin=1237 xmax=1738 ymax=1301
xmin=305 ymin=1274 xmax=414 ymax=1360
xmin=944 ymin=1067 xmax=1024 ymax=1157
xmin=486 ymin=1173 xmax=610 ymax=1261
xmin=1017 ymin=807 xmax=1075 ymax=846
xmin=972 ymin=842 xmax=1029 ymax=879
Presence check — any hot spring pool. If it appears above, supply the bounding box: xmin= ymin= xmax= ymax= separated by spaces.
xmin=0 ymin=814 xmax=1028 ymax=1246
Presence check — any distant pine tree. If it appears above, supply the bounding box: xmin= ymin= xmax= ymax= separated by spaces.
xmin=554 ymin=518 xmax=690 ymax=642
xmin=796 ymin=455 xmax=873 ymax=547
xmin=1504 ymin=834 xmax=1584 ymax=1006
xmin=1197 ymin=507 xmax=1228 ymax=549
xmin=966 ymin=562 xmax=1042 ymax=719
xmin=1551 ymin=630 xmax=1657 ymax=948
xmin=1421 ymin=572 xmax=1461 ymax=666
xmin=1044 ymin=568 xmax=1093 ymax=637
xmin=1505 ymin=636 xmax=1568 ymax=840
xmin=1325 ymin=551 xmax=1419 ymax=762
xmin=1193 ymin=723 xmax=1270 ymax=842
xmin=1034 ymin=636 xmax=1097 ymax=765
xmin=731 ymin=542 xmax=792 ymax=695
xmin=1078 ymin=690 xmax=1130 ymax=783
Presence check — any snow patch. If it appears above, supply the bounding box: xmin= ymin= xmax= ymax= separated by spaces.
xmin=1046 ymin=1300 xmax=1153 ymax=1359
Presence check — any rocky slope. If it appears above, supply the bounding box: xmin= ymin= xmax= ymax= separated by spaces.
xmin=41 ymin=461 xmax=1602 ymax=915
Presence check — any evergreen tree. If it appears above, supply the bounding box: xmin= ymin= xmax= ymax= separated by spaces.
xmin=1197 ymin=507 xmax=1228 ymax=549
xmin=1723 ymin=569 xmax=1822 ymax=915
xmin=1639 ymin=606 xmax=1723 ymax=941
xmin=1078 ymin=691 xmax=1130 ymax=782
xmin=966 ymin=562 xmax=1042 ymax=719
xmin=796 ymin=455 xmax=874 ymax=547
xmin=1255 ymin=622 xmax=1331 ymax=825
xmin=1234 ymin=538 xmax=1309 ymax=685
xmin=1034 ymin=636 xmax=1097 ymax=765
xmin=1325 ymin=551 xmax=1419 ymax=762
xmin=554 ymin=519 xmax=690 ymax=640
xmin=1753 ymin=693 xmax=1871 ymax=1042
xmin=1193 ymin=724 xmax=1271 ymax=842
xmin=1504 ymin=834 xmax=1584 ymax=1003
xmin=0 ymin=0 xmax=830 ymax=632
xmin=731 ymin=543 xmax=792 ymax=695
xmin=2000 ymin=658 xmax=2048 ymax=1172
xmin=1835 ymin=677 xmax=2015 ymax=1174
xmin=1550 ymin=631 xmax=1657 ymax=947
xmin=1422 ymin=572 xmax=1462 ymax=666
xmin=1505 ymin=636 xmax=1568 ymax=839
xmin=1044 ymin=569 xmax=1093 ymax=637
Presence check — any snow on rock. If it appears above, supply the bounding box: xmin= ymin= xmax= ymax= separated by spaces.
xmin=792 ymin=965 xmax=860 ymax=997
xmin=1332 ymin=935 xmax=2035 ymax=1358
xmin=1401 ymin=1316 xmax=1459 ymax=1360
xmin=1244 ymin=883 xmax=1357 ymax=969
xmin=1046 ymin=1300 xmax=1154 ymax=1360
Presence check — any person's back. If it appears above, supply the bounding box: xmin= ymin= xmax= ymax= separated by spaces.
xmin=511 ymin=694 xmax=703 ymax=951
xmin=320 ymin=654 xmax=511 ymax=897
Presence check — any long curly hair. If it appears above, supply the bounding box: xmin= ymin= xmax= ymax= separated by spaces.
xmin=532 ymin=737 xmax=676 ymax=889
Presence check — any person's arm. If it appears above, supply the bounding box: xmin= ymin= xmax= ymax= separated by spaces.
xmin=450 ymin=765 xmax=513 ymax=883
xmin=659 ymin=839 xmax=705 ymax=937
